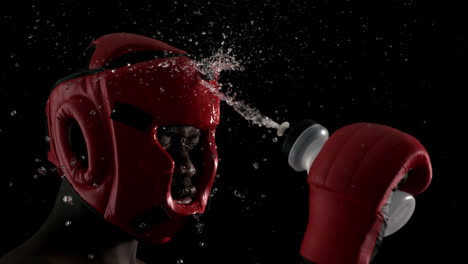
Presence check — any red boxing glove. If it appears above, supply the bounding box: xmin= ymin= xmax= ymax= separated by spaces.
xmin=300 ymin=123 xmax=432 ymax=264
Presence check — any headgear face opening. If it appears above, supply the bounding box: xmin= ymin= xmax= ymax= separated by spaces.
xmin=45 ymin=33 xmax=221 ymax=244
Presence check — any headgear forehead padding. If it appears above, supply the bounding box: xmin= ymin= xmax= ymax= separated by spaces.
xmin=104 ymin=56 xmax=220 ymax=129
xmin=300 ymin=122 xmax=432 ymax=264
xmin=88 ymin=32 xmax=187 ymax=69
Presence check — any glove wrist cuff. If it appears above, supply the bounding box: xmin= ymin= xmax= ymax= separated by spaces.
xmin=300 ymin=185 xmax=383 ymax=264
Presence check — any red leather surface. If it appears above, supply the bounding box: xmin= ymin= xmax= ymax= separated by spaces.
xmin=46 ymin=33 xmax=220 ymax=244
xmin=89 ymin=32 xmax=187 ymax=69
xmin=300 ymin=123 xmax=432 ymax=264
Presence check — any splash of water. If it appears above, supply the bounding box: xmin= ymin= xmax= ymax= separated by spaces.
xmin=196 ymin=48 xmax=279 ymax=129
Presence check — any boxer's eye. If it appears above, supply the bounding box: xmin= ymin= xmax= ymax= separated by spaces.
xmin=158 ymin=135 xmax=172 ymax=148
xmin=156 ymin=127 xmax=200 ymax=151
xmin=183 ymin=134 xmax=200 ymax=150
xmin=157 ymin=128 xmax=173 ymax=149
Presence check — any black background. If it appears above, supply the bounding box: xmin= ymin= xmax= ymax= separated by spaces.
xmin=0 ymin=0 xmax=464 ymax=263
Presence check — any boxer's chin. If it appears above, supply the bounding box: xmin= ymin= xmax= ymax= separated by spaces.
xmin=176 ymin=196 xmax=193 ymax=205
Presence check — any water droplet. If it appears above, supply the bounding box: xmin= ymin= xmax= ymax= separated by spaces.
xmin=195 ymin=223 xmax=204 ymax=234
xmin=37 ymin=166 xmax=47 ymax=175
xmin=176 ymin=259 xmax=184 ymax=264
xmin=70 ymin=158 xmax=77 ymax=167
xmin=65 ymin=220 xmax=72 ymax=226
xmin=10 ymin=110 xmax=17 ymax=116
xmin=62 ymin=195 xmax=73 ymax=205
xmin=211 ymin=154 xmax=216 ymax=159
xmin=158 ymin=61 xmax=170 ymax=68
xmin=272 ymin=137 xmax=278 ymax=143
xmin=198 ymin=241 xmax=205 ymax=247
xmin=210 ymin=187 xmax=218 ymax=197
xmin=139 ymin=222 xmax=147 ymax=229
xmin=87 ymin=254 xmax=95 ymax=260
xmin=9 ymin=181 xmax=14 ymax=187
xmin=45 ymin=136 xmax=50 ymax=142
xmin=261 ymin=194 xmax=267 ymax=199
xmin=234 ymin=190 xmax=245 ymax=199
xmin=89 ymin=110 xmax=97 ymax=115
xmin=192 ymin=213 xmax=202 ymax=220
xmin=252 ymin=162 xmax=259 ymax=170
xmin=33 ymin=174 xmax=39 ymax=180
xmin=92 ymin=182 xmax=98 ymax=187
xmin=160 ymin=87 xmax=165 ymax=93
xmin=34 ymin=158 xmax=42 ymax=163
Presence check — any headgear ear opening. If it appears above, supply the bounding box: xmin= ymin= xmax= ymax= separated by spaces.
xmin=68 ymin=120 xmax=89 ymax=169
xmin=53 ymin=97 xmax=109 ymax=186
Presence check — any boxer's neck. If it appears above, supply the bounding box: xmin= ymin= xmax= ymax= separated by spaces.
xmin=22 ymin=179 xmax=139 ymax=264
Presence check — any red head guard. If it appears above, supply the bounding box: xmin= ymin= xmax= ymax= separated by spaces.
xmin=46 ymin=33 xmax=220 ymax=244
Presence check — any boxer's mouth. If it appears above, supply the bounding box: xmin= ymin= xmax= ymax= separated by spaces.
xmin=176 ymin=195 xmax=194 ymax=205
xmin=172 ymin=177 xmax=197 ymax=205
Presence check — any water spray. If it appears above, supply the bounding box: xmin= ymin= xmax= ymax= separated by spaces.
xmin=196 ymin=49 xmax=279 ymax=129
xmin=197 ymin=50 xmax=329 ymax=172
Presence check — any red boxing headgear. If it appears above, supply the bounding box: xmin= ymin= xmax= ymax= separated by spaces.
xmin=45 ymin=33 xmax=221 ymax=244
xmin=300 ymin=123 xmax=432 ymax=264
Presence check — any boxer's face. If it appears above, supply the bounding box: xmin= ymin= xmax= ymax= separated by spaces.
xmin=157 ymin=125 xmax=201 ymax=204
